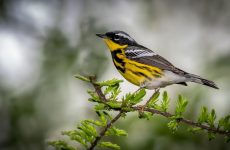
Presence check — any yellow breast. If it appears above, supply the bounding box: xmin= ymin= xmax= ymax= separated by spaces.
xmin=102 ymin=39 xmax=162 ymax=86
xmin=111 ymin=50 xmax=162 ymax=86
xmin=121 ymin=58 xmax=162 ymax=86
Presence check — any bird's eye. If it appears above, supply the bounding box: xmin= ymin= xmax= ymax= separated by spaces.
xmin=114 ymin=35 xmax=120 ymax=40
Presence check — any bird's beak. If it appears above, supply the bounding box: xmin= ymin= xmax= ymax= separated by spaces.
xmin=96 ymin=33 xmax=107 ymax=39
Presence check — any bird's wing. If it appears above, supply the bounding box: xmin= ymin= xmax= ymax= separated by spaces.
xmin=125 ymin=46 xmax=186 ymax=75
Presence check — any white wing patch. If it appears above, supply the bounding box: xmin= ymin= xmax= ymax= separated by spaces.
xmin=125 ymin=48 xmax=156 ymax=58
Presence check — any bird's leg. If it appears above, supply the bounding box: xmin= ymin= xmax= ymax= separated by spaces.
xmin=134 ymin=82 xmax=147 ymax=93
xmin=139 ymin=88 xmax=160 ymax=113
xmin=154 ymin=88 xmax=160 ymax=93
xmin=146 ymin=88 xmax=160 ymax=106
xmin=134 ymin=87 xmax=142 ymax=94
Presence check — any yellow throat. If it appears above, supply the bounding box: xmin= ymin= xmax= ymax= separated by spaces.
xmin=103 ymin=39 xmax=128 ymax=51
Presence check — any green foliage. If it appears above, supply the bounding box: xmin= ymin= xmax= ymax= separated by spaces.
xmin=61 ymin=130 xmax=88 ymax=147
xmin=106 ymin=127 xmax=128 ymax=136
xmin=225 ymin=136 xmax=230 ymax=143
xmin=50 ymin=110 xmax=125 ymax=149
xmin=138 ymin=111 xmax=153 ymax=120
xmin=122 ymin=89 xmax=146 ymax=106
xmin=48 ymin=140 xmax=76 ymax=150
xmin=160 ymin=91 xmax=170 ymax=112
xmin=197 ymin=107 xmax=229 ymax=141
xmin=50 ymin=77 xmax=127 ymax=149
xmin=85 ymin=119 xmax=104 ymax=127
xmin=168 ymin=120 xmax=179 ymax=133
xmin=187 ymin=127 xmax=202 ymax=133
xmin=96 ymin=78 xmax=123 ymax=87
xmin=164 ymin=94 xmax=188 ymax=132
xmin=197 ymin=107 xmax=217 ymax=128
xmin=175 ymin=95 xmax=188 ymax=118
xmin=104 ymin=84 xmax=121 ymax=101
xmin=147 ymin=91 xmax=170 ymax=112
xmin=218 ymin=115 xmax=230 ymax=142
xmin=98 ymin=141 xmax=120 ymax=150
xmin=208 ymin=132 xmax=216 ymax=141
xmin=147 ymin=91 xmax=160 ymax=108
xmin=50 ymin=76 xmax=230 ymax=150
xmin=132 ymin=89 xmax=146 ymax=103
xmin=87 ymin=90 xmax=100 ymax=102
xmin=74 ymin=74 xmax=90 ymax=82
xmin=218 ymin=115 xmax=230 ymax=130
xmin=96 ymin=111 xmax=109 ymax=126
xmin=198 ymin=106 xmax=209 ymax=124
xmin=208 ymin=109 xmax=216 ymax=128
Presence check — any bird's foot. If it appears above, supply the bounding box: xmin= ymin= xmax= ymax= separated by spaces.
xmin=138 ymin=88 xmax=160 ymax=113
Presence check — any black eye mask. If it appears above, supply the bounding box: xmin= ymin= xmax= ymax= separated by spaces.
xmin=105 ymin=31 xmax=137 ymax=46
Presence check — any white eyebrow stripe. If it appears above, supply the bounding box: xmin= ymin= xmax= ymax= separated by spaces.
xmin=116 ymin=33 xmax=135 ymax=41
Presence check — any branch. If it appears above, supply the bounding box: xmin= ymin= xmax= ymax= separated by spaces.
xmin=50 ymin=75 xmax=230 ymax=150
xmin=88 ymin=111 xmax=123 ymax=150
xmin=89 ymin=79 xmax=230 ymax=137
xmin=89 ymin=76 xmax=108 ymax=102
xmin=134 ymin=107 xmax=230 ymax=136
xmin=88 ymin=77 xmax=124 ymax=150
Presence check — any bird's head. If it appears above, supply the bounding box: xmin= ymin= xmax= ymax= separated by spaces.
xmin=96 ymin=31 xmax=137 ymax=51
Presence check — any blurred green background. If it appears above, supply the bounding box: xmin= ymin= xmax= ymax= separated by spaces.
xmin=0 ymin=0 xmax=230 ymax=150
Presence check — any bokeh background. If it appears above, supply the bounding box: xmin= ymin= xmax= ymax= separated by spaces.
xmin=0 ymin=0 xmax=230 ymax=150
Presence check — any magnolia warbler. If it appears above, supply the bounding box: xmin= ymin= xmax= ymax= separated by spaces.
xmin=96 ymin=31 xmax=218 ymax=90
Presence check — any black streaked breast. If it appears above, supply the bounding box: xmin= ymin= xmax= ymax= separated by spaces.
xmin=111 ymin=49 xmax=126 ymax=73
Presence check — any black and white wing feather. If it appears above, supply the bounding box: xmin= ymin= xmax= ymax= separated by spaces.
xmin=125 ymin=46 xmax=156 ymax=58
xmin=125 ymin=45 xmax=186 ymax=75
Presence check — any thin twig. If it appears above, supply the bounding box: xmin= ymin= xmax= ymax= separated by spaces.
xmin=88 ymin=111 xmax=123 ymax=150
xmin=89 ymin=76 xmax=108 ymax=102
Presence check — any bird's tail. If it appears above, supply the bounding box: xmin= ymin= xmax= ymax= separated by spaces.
xmin=184 ymin=73 xmax=219 ymax=89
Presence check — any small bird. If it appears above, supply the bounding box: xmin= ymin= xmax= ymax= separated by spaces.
xmin=96 ymin=31 xmax=219 ymax=90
